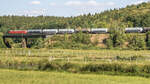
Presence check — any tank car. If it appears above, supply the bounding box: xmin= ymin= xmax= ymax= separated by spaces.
xmin=82 ymin=29 xmax=91 ymax=33
xmin=90 ymin=28 xmax=108 ymax=34
xmin=43 ymin=29 xmax=58 ymax=35
xmin=58 ymin=29 xmax=74 ymax=34
xmin=125 ymin=27 xmax=143 ymax=33
xmin=143 ymin=27 xmax=150 ymax=33
xmin=74 ymin=29 xmax=81 ymax=33
xmin=75 ymin=28 xmax=91 ymax=33
xmin=27 ymin=29 xmax=43 ymax=35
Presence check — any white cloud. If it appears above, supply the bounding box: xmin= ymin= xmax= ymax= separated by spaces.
xmin=107 ymin=2 xmax=115 ymax=6
xmin=12 ymin=9 xmax=47 ymax=16
xmin=134 ymin=0 xmax=148 ymax=5
xmin=65 ymin=1 xmax=82 ymax=6
xmin=64 ymin=0 xmax=115 ymax=16
xmin=64 ymin=0 xmax=115 ymax=7
xmin=30 ymin=1 xmax=41 ymax=5
xmin=26 ymin=9 xmax=47 ymax=15
xmin=86 ymin=0 xmax=99 ymax=6
xmin=49 ymin=2 xmax=56 ymax=6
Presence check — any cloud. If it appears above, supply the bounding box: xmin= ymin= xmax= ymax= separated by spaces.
xmin=11 ymin=9 xmax=47 ymax=16
xmin=49 ymin=2 xmax=56 ymax=6
xmin=86 ymin=0 xmax=99 ymax=6
xmin=30 ymin=1 xmax=41 ymax=5
xmin=134 ymin=0 xmax=148 ymax=5
xmin=64 ymin=0 xmax=115 ymax=7
xmin=63 ymin=0 xmax=115 ymax=16
xmin=25 ymin=9 xmax=47 ymax=15
xmin=65 ymin=1 xmax=82 ymax=6
xmin=107 ymin=2 xmax=115 ymax=6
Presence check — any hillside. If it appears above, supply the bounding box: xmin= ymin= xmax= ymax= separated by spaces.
xmin=0 ymin=2 xmax=150 ymax=33
xmin=74 ymin=2 xmax=150 ymax=28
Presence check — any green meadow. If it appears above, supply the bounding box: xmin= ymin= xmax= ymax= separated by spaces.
xmin=1 ymin=49 xmax=150 ymax=84
xmin=0 ymin=69 xmax=150 ymax=84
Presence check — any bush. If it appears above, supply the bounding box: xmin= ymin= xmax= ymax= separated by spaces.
xmin=146 ymin=31 xmax=150 ymax=49
xmin=142 ymin=65 xmax=150 ymax=73
xmin=104 ymin=28 xmax=126 ymax=49
xmin=28 ymin=38 xmax=45 ymax=49
xmin=0 ymin=32 xmax=6 ymax=48
xmin=71 ymin=32 xmax=91 ymax=45
xmin=1 ymin=58 xmax=150 ymax=77
xmin=51 ymin=32 xmax=96 ymax=49
xmin=128 ymin=35 xmax=146 ymax=50
xmin=104 ymin=39 xmax=113 ymax=49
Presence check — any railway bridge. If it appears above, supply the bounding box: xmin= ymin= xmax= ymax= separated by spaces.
xmin=3 ymin=34 xmax=46 ymax=48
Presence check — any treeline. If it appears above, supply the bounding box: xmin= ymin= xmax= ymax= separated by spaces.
xmin=1 ymin=2 xmax=150 ymax=33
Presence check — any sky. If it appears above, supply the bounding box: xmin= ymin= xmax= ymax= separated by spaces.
xmin=0 ymin=0 xmax=149 ymax=17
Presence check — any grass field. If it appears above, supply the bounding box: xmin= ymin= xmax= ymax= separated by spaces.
xmin=1 ymin=48 xmax=150 ymax=65
xmin=1 ymin=49 xmax=150 ymax=78
xmin=1 ymin=48 xmax=150 ymax=59
xmin=0 ymin=69 xmax=150 ymax=84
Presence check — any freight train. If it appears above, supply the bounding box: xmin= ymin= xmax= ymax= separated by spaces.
xmin=7 ymin=27 xmax=150 ymax=35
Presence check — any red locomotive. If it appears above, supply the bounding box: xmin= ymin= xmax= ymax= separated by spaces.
xmin=8 ymin=30 xmax=27 ymax=34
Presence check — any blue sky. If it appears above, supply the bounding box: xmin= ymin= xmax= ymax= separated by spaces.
xmin=0 ymin=0 xmax=149 ymax=17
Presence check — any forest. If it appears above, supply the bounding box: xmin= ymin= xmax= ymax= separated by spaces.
xmin=1 ymin=2 xmax=150 ymax=32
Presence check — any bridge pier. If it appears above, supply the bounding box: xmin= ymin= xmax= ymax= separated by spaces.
xmin=2 ymin=36 xmax=11 ymax=48
xmin=22 ymin=38 xmax=28 ymax=48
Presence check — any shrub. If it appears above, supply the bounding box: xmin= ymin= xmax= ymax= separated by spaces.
xmin=142 ymin=65 xmax=150 ymax=73
xmin=28 ymin=38 xmax=45 ymax=49
xmin=128 ymin=35 xmax=146 ymax=50
xmin=146 ymin=31 xmax=150 ymax=49
xmin=104 ymin=28 xmax=126 ymax=49
xmin=0 ymin=32 xmax=6 ymax=48
xmin=71 ymin=32 xmax=91 ymax=45
xmin=104 ymin=39 xmax=113 ymax=49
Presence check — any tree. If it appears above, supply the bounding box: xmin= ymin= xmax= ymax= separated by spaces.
xmin=71 ymin=31 xmax=91 ymax=44
xmin=0 ymin=38 xmax=4 ymax=48
xmin=28 ymin=38 xmax=44 ymax=49
xmin=0 ymin=32 xmax=6 ymax=48
xmin=105 ymin=39 xmax=113 ymax=49
xmin=128 ymin=35 xmax=146 ymax=50
xmin=105 ymin=28 xmax=126 ymax=49
xmin=146 ymin=31 xmax=150 ymax=49
xmin=96 ymin=22 xmax=107 ymax=28
xmin=142 ymin=14 xmax=150 ymax=27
